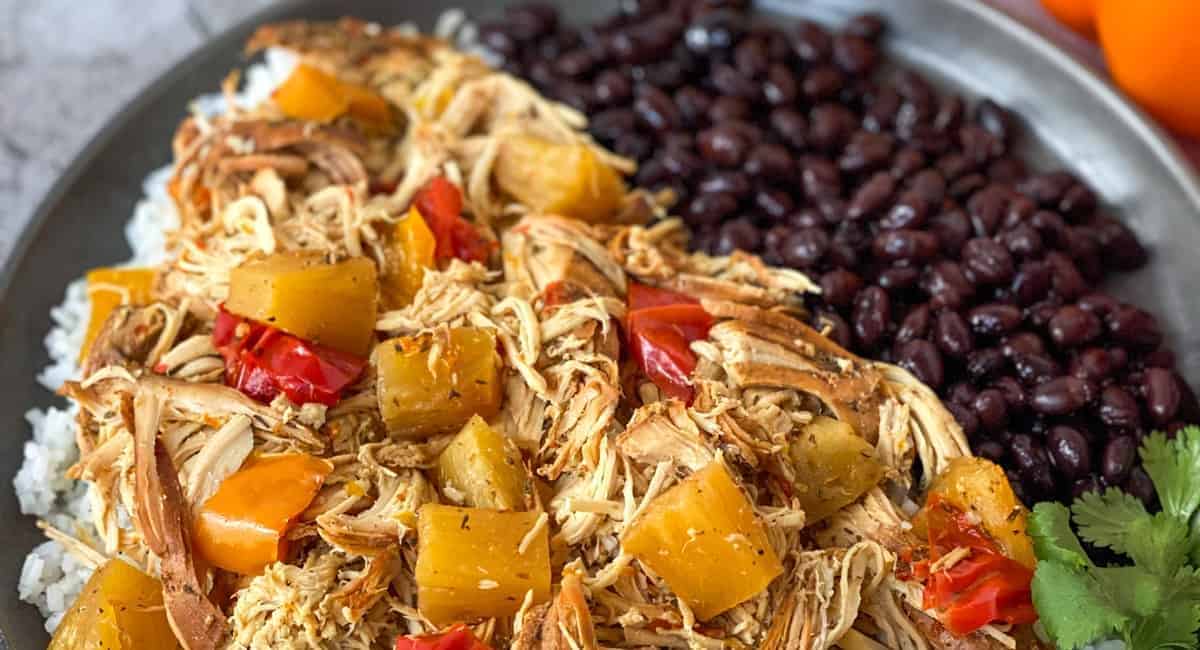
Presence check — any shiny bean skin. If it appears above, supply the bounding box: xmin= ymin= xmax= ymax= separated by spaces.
xmin=853 ymin=286 xmax=891 ymax=349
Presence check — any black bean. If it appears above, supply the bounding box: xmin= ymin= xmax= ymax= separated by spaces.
xmin=962 ymin=237 xmax=1015 ymax=285
xmin=878 ymin=192 xmax=930 ymax=230
xmin=968 ymin=303 xmax=1022 ymax=336
xmin=755 ymin=188 xmax=794 ymax=219
xmin=845 ymin=172 xmax=895 ymax=220
xmin=897 ymin=304 xmax=932 ymax=343
xmin=949 ymin=173 xmax=989 ymax=202
xmin=1000 ymin=224 xmax=1044 ymax=258
xmin=733 ymin=37 xmax=770 ymax=78
xmin=800 ymin=156 xmax=842 ymax=199
xmin=907 ymin=169 xmax=946 ymax=204
xmin=506 ymin=3 xmax=559 ymax=40
xmin=975 ymin=98 xmax=1018 ymax=142
xmin=872 ymin=230 xmax=939 ymax=262
xmin=960 ymin=125 xmax=1004 ymax=165
xmin=769 ymin=108 xmax=808 ymax=149
xmin=1011 ymin=260 xmax=1053 ymax=306
xmin=1020 ymin=171 xmax=1076 ymax=206
xmin=929 ymin=209 xmax=972 ymax=256
xmin=809 ymin=104 xmax=857 ymax=151
xmin=802 ymin=65 xmax=845 ymax=101
xmin=1047 ymin=426 xmax=1091 ymax=480
xmin=1058 ymin=184 xmax=1097 ymax=221
xmin=633 ymin=85 xmax=681 ymax=132
xmin=555 ymin=81 xmax=598 ymax=111
xmin=973 ymin=389 xmax=1009 ymax=432
xmin=660 ymin=142 xmax=703 ymax=179
xmin=1144 ymin=367 xmax=1182 ymax=425
xmin=1107 ymin=306 xmax=1162 ymax=349
xmin=763 ymin=63 xmax=799 ymax=105
xmin=1045 ymin=304 xmax=1101 ymax=348
xmin=1010 ymin=433 xmax=1043 ymax=473
xmin=684 ymin=192 xmax=737 ymax=226
xmin=1124 ymin=467 xmax=1156 ymax=507
xmin=1102 ymin=436 xmax=1136 ymax=485
xmin=788 ymin=208 xmax=824 ymax=229
xmin=976 ymin=440 xmax=1006 ymax=463
xmin=1098 ymin=385 xmax=1141 ymax=429
xmin=1093 ymin=216 xmax=1148 ymax=271
xmin=967 ymin=348 xmax=1006 ymax=380
xmin=846 ymin=12 xmax=887 ymax=40
xmin=780 ymin=228 xmax=829 ymax=269
xmin=934 ymin=94 xmax=965 ymax=133
xmin=1046 ymin=251 xmax=1088 ymax=300
xmin=714 ymin=218 xmax=762 ymax=254
xmin=948 ymin=381 xmax=979 ymax=405
xmin=708 ymin=95 xmax=751 ymax=122
xmin=897 ymin=339 xmax=945 ymax=388
xmin=743 ymin=143 xmax=794 ymax=181
xmin=1073 ymin=475 xmax=1101 ymax=499
xmin=697 ymin=125 xmax=750 ymax=167
xmin=1144 ymin=348 xmax=1176 ymax=369
xmin=833 ymin=33 xmax=879 ymax=74
xmin=819 ymin=270 xmax=863 ymax=308
xmin=1013 ymin=352 xmax=1062 ymax=385
xmin=934 ymin=310 xmax=973 ymax=358
xmin=921 ymin=261 xmax=974 ymax=309
xmin=791 ymin=20 xmax=832 ymax=62
xmin=1031 ymin=376 xmax=1091 ymax=415
xmin=557 ymin=48 xmax=597 ymax=78
xmin=1070 ymin=347 xmax=1117 ymax=382
xmin=1002 ymin=331 xmax=1046 ymax=358
xmin=967 ymin=185 xmax=1011 ymax=236
xmin=878 ymin=266 xmax=920 ymax=291
xmin=839 ymin=131 xmax=894 ymax=172
xmin=948 ymin=402 xmax=980 ymax=437
xmin=614 ymin=133 xmax=653 ymax=160
xmin=853 ymin=286 xmax=891 ymax=348
xmin=891 ymin=148 xmax=927 ymax=179
xmin=698 ymin=171 xmax=753 ymax=199
xmin=711 ymin=63 xmax=759 ymax=100
xmin=684 ymin=9 xmax=746 ymax=55
xmin=992 ymin=375 xmax=1028 ymax=412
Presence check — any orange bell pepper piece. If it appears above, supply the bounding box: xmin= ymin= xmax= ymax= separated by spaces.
xmin=272 ymin=63 xmax=395 ymax=133
xmin=193 ymin=453 xmax=333 ymax=575
xmin=80 ymin=267 xmax=157 ymax=363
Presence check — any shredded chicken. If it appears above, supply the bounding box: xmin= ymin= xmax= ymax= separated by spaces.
xmin=47 ymin=17 xmax=1040 ymax=650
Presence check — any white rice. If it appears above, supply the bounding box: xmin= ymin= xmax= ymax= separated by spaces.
xmin=12 ymin=49 xmax=296 ymax=635
xmin=12 ymin=16 xmax=483 ymax=634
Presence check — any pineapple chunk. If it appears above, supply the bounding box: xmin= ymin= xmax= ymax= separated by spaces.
xmin=416 ymin=504 xmax=550 ymax=625
xmin=790 ymin=416 xmax=885 ymax=524
xmin=436 ymin=415 xmax=528 ymax=510
xmin=376 ymin=327 xmax=502 ymax=437
xmin=226 ymin=251 xmax=378 ymax=355
xmin=49 ymin=559 xmax=179 ymax=650
xmin=621 ymin=462 xmax=783 ymax=620
xmin=494 ymin=134 xmax=626 ymax=223
xmin=921 ymin=456 xmax=1036 ymax=568
xmin=382 ymin=207 xmax=435 ymax=309
xmin=80 ymin=267 xmax=156 ymax=362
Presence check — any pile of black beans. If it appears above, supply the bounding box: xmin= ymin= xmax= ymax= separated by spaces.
xmin=479 ymin=0 xmax=1199 ymax=506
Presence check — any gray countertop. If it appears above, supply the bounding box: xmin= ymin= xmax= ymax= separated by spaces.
xmin=0 ymin=0 xmax=276 ymax=267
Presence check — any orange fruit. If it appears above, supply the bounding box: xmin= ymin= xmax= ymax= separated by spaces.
xmin=1096 ymin=0 xmax=1200 ymax=138
xmin=1039 ymin=0 xmax=1096 ymax=37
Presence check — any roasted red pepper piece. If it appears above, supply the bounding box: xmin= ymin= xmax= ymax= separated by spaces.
xmin=413 ymin=176 xmax=493 ymax=264
xmin=213 ymin=307 xmax=366 ymax=407
xmin=624 ymin=283 xmax=714 ymax=403
xmin=394 ymin=625 xmax=493 ymax=650
xmin=920 ymin=495 xmax=1037 ymax=636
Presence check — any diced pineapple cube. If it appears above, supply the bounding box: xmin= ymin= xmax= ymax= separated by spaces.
xmin=621 ymin=462 xmax=783 ymax=620
xmin=376 ymin=327 xmax=502 ymax=437
xmin=226 ymin=251 xmax=378 ymax=355
xmin=81 ymin=267 xmax=157 ymax=362
xmin=494 ymin=135 xmax=626 ymax=223
xmin=437 ymin=415 xmax=528 ymax=510
xmin=922 ymin=456 xmax=1036 ymax=568
xmin=416 ymin=504 xmax=550 ymax=625
xmin=382 ymin=207 xmax=436 ymax=310
xmin=49 ymin=559 xmax=179 ymax=650
xmin=790 ymin=416 xmax=885 ymax=524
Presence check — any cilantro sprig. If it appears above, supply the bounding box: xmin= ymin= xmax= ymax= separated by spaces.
xmin=1029 ymin=426 xmax=1200 ymax=650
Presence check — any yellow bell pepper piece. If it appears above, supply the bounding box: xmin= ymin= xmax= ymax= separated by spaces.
xmin=382 ymin=207 xmax=436 ymax=310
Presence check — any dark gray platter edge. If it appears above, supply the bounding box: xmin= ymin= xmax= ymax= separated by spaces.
xmin=4 ymin=0 xmax=1200 ymax=647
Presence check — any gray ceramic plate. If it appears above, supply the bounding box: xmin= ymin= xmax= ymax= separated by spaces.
xmin=4 ymin=0 xmax=1199 ymax=646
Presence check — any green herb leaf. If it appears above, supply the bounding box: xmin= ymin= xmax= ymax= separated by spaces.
xmin=1092 ymin=566 xmax=1166 ymax=618
xmin=1030 ymin=502 xmax=1090 ymax=569
xmin=1142 ymin=427 xmax=1200 ymax=523
xmin=1031 ymin=562 xmax=1127 ymax=650
xmin=1073 ymin=487 xmax=1152 ymax=555
xmin=1127 ymin=513 xmax=1191 ymax=577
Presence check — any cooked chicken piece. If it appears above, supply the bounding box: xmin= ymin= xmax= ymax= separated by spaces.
xmin=513 ymin=571 xmax=597 ymax=650
xmin=82 ymin=304 xmax=168 ymax=376
xmin=317 ymin=468 xmax=434 ymax=555
xmin=617 ymin=401 xmax=714 ymax=472
xmin=762 ymin=542 xmax=891 ymax=650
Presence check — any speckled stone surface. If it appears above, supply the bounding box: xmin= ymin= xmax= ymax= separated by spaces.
xmin=0 ymin=0 xmax=275 ymax=267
